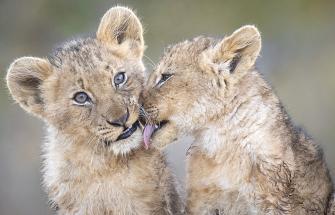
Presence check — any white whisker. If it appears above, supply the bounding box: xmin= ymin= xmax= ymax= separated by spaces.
xmin=144 ymin=54 xmax=156 ymax=69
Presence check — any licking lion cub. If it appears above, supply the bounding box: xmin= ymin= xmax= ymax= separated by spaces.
xmin=6 ymin=7 xmax=183 ymax=214
xmin=142 ymin=26 xmax=333 ymax=214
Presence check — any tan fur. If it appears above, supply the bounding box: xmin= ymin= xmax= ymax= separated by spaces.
xmin=7 ymin=7 xmax=183 ymax=214
xmin=142 ymin=26 xmax=333 ymax=214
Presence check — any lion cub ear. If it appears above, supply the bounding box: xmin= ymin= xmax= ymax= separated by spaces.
xmin=96 ymin=6 xmax=144 ymax=58
xmin=6 ymin=57 xmax=52 ymax=118
xmin=202 ymin=25 xmax=261 ymax=76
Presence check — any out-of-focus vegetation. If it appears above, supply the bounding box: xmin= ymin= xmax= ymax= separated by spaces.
xmin=0 ymin=0 xmax=334 ymax=214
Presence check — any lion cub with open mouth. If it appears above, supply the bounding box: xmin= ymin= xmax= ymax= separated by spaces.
xmin=6 ymin=7 xmax=183 ymax=215
xmin=142 ymin=26 xmax=333 ymax=214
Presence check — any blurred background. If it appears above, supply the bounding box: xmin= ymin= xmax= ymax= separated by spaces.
xmin=0 ymin=0 xmax=335 ymax=214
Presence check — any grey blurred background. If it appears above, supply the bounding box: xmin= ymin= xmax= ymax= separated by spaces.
xmin=1 ymin=0 xmax=335 ymax=214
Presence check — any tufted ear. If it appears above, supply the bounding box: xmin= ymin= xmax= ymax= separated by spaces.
xmin=96 ymin=6 xmax=144 ymax=58
xmin=202 ymin=25 xmax=261 ymax=76
xmin=6 ymin=57 xmax=52 ymax=118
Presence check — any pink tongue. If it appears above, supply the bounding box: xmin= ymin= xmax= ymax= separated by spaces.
xmin=143 ymin=125 xmax=155 ymax=149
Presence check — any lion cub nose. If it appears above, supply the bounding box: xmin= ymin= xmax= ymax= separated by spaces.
xmin=106 ymin=109 xmax=129 ymax=127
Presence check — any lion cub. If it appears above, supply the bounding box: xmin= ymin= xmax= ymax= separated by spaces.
xmin=6 ymin=7 xmax=183 ymax=214
xmin=142 ymin=26 xmax=333 ymax=214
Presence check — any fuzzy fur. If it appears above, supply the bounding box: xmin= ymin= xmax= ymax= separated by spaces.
xmin=142 ymin=26 xmax=333 ymax=214
xmin=6 ymin=7 xmax=183 ymax=214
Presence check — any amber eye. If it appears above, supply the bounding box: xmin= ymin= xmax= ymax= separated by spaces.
xmin=114 ymin=72 xmax=127 ymax=87
xmin=73 ymin=92 xmax=90 ymax=105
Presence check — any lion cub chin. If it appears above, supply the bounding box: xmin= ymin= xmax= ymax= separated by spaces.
xmin=142 ymin=26 xmax=333 ymax=214
xmin=6 ymin=7 xmax=183 ymax=215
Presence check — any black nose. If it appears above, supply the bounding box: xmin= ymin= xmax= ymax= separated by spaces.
xmin=106 ymin=108 xmax=129 ymax=127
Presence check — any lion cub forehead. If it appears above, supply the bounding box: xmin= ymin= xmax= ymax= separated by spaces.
xmin=158 ymin=36 xmax=217 ymax=70
xmin=48 ymin=38 xmax=126 ymax=73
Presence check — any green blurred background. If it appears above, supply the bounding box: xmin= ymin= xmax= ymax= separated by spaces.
xmin=1 ymin=0 xmax=335 ymax=214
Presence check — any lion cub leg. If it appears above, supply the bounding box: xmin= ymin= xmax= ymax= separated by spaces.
xmin=186 ymin=152 xmax=222 ymax=215
xmin=186 ymin=186 xmax=223 ymax=215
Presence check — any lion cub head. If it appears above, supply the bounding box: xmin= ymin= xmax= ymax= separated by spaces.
xmin=7 ymin=7 xmax=145 ymax=155
xmin=142 ymin=26 xmax=261 ymax=149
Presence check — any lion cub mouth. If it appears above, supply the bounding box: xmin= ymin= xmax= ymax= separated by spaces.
xmin=104 ymin=121 xmax=140 ymax=146
xmin=143 ymin=120 xmax=168 ymax=148
xmin=116 ymin=121 xmax=140 ymax=141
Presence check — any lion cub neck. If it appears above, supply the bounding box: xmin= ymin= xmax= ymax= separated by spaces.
xmin=193 ymin=71 xmax=293 ymax=165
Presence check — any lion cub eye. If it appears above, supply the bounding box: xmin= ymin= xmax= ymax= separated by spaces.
xmin=114 ymin=72 xmax=127 ymax=88
xmin=73 ymin=92 xmax=91 ymax=105
xmin=156 ymin=73 xmax=173 ymax=88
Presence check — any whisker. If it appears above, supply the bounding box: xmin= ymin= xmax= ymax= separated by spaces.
xmin=139 ymin=106 xmax=153 ymax=125
xmin=144 ymin=54 xmax=156 ymax=69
